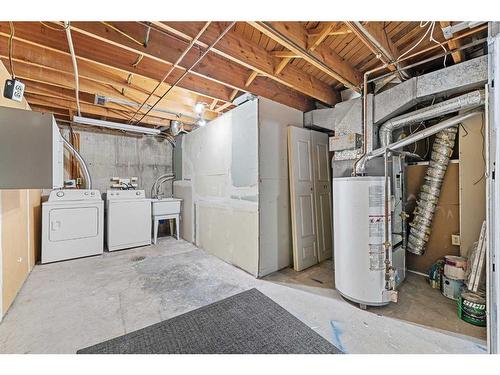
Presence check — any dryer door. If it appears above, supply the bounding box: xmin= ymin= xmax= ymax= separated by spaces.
xmin=49 ymin=206 xmax=99 ymax=242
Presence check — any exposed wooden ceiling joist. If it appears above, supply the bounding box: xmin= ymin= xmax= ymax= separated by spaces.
xmin=24 ymin=93 xmax=172 ymax=128
xmin=248 ymin=21 xmax=363 ymax=91
xmin=153 ymin=22 xmax=336 ymax=106
xmin=440 ymin=21 xmax=464 ymax=63
xmin=69 ymin=22 xmax=315 ymax=111
xmin=0 ymin=31 xmax=225 ymax=119
xmin=0 ymin=22 xmax=235 ymax=104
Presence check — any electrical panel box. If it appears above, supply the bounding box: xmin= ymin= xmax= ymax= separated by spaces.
xmin=0 ymin=106 xmax=63 ymax=189
xmin=329 ymin=133 xmax=362 ymax=152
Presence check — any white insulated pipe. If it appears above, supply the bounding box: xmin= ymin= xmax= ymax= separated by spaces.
xmin=60 ymin=134 xmax=92 ymax=189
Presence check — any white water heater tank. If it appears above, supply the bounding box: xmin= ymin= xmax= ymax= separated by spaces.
xmin=333 ymin=176 xmax=393 ymax=306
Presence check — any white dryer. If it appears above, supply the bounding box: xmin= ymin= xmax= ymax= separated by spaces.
xmin=42 ymin=189 xmax=104 ymax=264
xmin=106 ymin=190 xmax=151 ymax=251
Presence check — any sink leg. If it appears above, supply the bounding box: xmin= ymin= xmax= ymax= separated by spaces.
xmin=153 ymin=217 xmax=159 ymax=244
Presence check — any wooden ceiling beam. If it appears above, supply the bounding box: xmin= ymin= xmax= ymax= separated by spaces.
xmin=0 ymin=37 xmax=222 ymax=119
xmin=249 ymin=22 xmax=362 ymax=91
xmin=307 ymin=22 xmax=336 ymax=52
xmin=24 ymin=94 xmax=172 ymax=128
xmin=154 ymin=22 xmax=335 ymax=106
xmin=0 ymin=22 xmax=234 ymax=104
xmin=69 ymin=22 xmax=315 ymax=110
xmin=345 ymin=22 xmax=407 ymax=75
xmin=440 ymin=21 xmax=464 ymax=63
xmin=21 ymin=79 xmax=200 ymax=124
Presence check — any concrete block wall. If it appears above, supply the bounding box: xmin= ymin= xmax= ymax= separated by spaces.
xmin=61 ymin=128 xmax=173 ymax=197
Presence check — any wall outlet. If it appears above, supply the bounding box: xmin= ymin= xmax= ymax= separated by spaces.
xmin=451 ymin=234 xmax=461 ymax=246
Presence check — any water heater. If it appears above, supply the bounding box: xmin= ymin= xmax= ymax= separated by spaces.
xmin=333 ymin=176 xmax=404 ymax=307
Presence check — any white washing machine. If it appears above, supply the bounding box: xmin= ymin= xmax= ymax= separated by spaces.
xmin=106 ymin=190 xmax=151 ymax=251
xmin=42 ymin=189 xmax=104 ymax=264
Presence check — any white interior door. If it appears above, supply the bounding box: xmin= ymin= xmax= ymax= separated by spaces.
xmin=288 ymin=127 xmax=318 ymax=271
xmin=312 ymin=130 xmax=332 ymax=262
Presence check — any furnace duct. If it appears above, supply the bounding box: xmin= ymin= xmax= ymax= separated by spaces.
xmin=378 ymin=90 xmax=484 ymax=148
xmin=406 ymin=126 xmax=459 ymax=255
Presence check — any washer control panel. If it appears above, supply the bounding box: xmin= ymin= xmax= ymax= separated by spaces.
xmin=48 ymin=189 xmax=101 ymax=201
xmin=106 ymin=190 xmax=146 ymax=200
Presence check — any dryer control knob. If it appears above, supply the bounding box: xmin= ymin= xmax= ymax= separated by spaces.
xmin=56 ymin=191 xmax=64 ymax=197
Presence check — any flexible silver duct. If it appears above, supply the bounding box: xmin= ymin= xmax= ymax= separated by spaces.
xmin=356 ymin=111 xmax=481 ymax=175
xmin=407 ymin=126 xmax=458 ymax=255
xmin=60 ymin=134 xmax=92 ymax=189
xmin=379 ymin=90 xmax=484 ymax=147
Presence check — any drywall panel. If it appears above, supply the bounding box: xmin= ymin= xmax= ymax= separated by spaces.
xmin=197 ymin=202 xmax=259 ymax=276
xmin=173 ymin=180 xmax=194 ymax=243
xmin=182 ymin=99 xmax=259 ymax=275
xmin=459 ymin=112 xmax=486 ymax=257
xmin=406 ymin=163 xmax=460 ymax=273
xmin=258 ymin=98 xmax=303 ymax=276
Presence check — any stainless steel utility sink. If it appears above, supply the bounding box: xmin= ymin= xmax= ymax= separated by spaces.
xmin=151 ymin=197 xmax=182 ymax=216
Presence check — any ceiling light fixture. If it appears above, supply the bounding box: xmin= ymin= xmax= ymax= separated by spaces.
xmin=196 ymin=118 xmax=207 ymax=127
xmin=73 ymin=116 xmax=161 ymax=135
xmin=194 ymin=102 xmax=206 ymax=116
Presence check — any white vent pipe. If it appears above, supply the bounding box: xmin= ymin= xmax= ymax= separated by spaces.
xmin=356 ymin=111 xmax=482 ymax=175
xmin=378 ymin=90 xmax=484 ymax=148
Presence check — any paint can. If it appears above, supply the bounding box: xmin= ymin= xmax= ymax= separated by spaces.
xmin=441 ymin=275 xmax=464 ymax=300
xmin=444 ymin=255 xmax=467 ymax=280
xmin=458 ymin=291 xmax=486 ymax=327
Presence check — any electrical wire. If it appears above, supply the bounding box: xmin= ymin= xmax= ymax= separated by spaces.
xmin=396 ymin=21 xmax=447 ymax=67
xmin=8 ymin=22 xmax=15 ymax=79
xmin=128 ymin=21 xmax=211 ymax=124
xmin=39 ymin=21 xmax=68 ymax=31
xmin=132 ymin=22 xmax=235 ymax=125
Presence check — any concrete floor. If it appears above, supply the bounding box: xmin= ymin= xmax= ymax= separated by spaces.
xmin=265 ymin=261 xmax=487 ymax=341
xmin=0 ymin=238 xmax=487 ymax=354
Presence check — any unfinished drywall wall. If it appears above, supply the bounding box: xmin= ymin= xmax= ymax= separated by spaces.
xmin=182 ymin=99 xmax=259 ymax=276
xmin=61 ymin=127 xmax=173 ymax=197
xmin=0 ymin=61 xmax=40 ymax=320
xmin=258 ymin=97 xmax=303 ymax=277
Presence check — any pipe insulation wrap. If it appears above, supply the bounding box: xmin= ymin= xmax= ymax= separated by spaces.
xmin=406 ymin=126 xmax=458 ymax=255
xmin=378 ymin=90 xmax=484 ymax=147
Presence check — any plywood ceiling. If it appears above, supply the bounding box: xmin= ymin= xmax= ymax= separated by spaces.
xmin=0 ymin=21 xmax=487 ymax=129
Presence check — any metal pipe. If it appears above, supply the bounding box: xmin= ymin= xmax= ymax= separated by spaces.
xmin=352 ymin=36 xmax=487 ymax=176
xmin=64 ymin=21 xmax=81 ymax=117
xmin=345 ymin=22 xmax=410 ymax=81
xmin=356 ymin=111 xmax=481 ymax=174
xmin=128 ymin=21 xmax=211 ymax=124
xmin=379 ymin=90 xmax=485 ymax=147
xmin=60 ymin=133 xmax=92 ymax=189
xmin=133 ymin=22 xmax=235 ymax=125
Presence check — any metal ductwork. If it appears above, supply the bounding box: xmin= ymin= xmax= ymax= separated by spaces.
xmin=378 ymin=90 xmax=484 ymax=148
xmin=356 ymin=111 xmax=481 ymax=175
xmin=406 ymin=126 xmax=459 ymax=255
